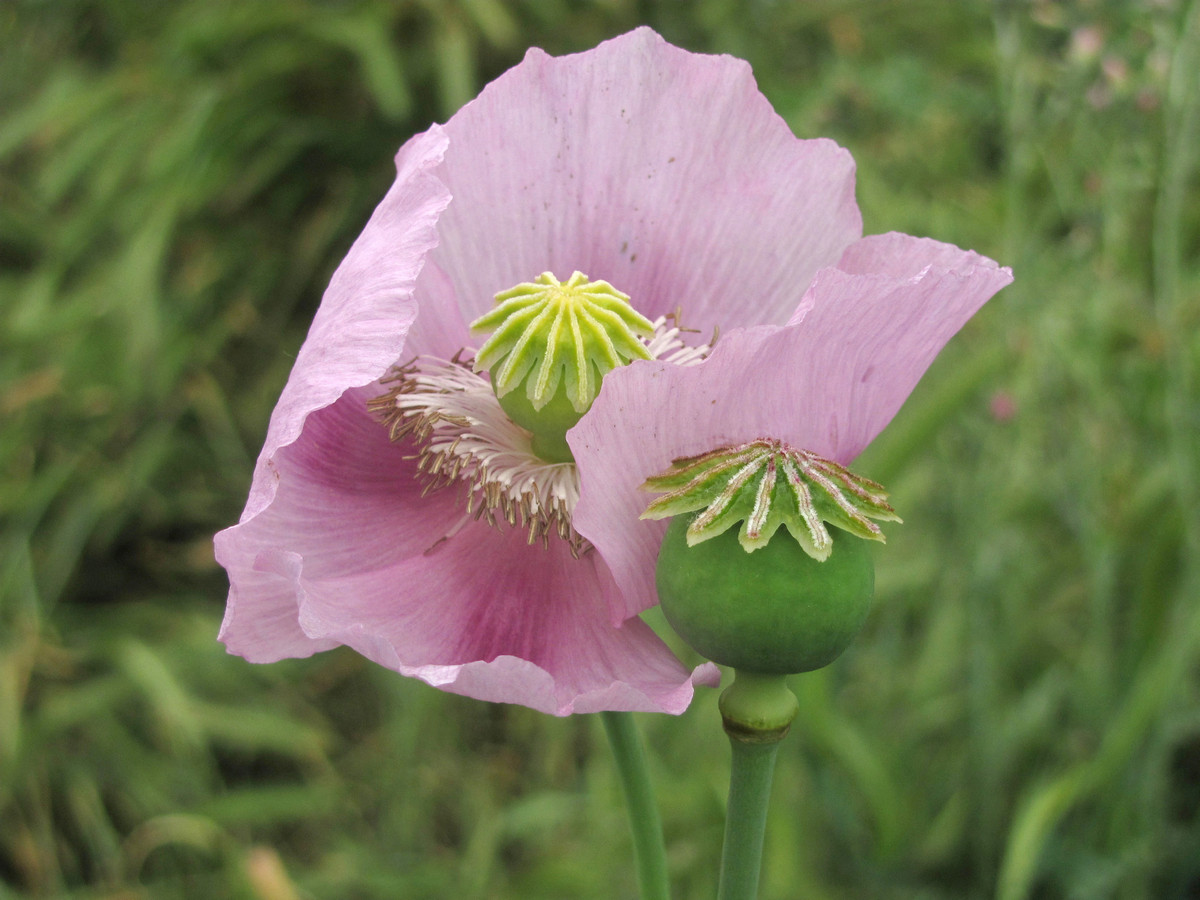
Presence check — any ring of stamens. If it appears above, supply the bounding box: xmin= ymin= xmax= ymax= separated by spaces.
xmin=641 ymin=438 xmax=900 ymax=560
xmin=368 ymin=313 xmax=712 ymax=556
xmin=368 ymin=350 xmax=585 ymax=554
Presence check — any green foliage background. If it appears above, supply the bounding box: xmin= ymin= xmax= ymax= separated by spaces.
xmin=2 ymin=0 xmax=1198 ymax=897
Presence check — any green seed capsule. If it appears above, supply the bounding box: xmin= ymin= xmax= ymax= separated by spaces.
xmin=655 ymin=515 xmax=875 ymax=674
xmin=494 ymin=379 xmax=583 ymax=464
xmin=469 ymin=271 xmax=655 ymax=464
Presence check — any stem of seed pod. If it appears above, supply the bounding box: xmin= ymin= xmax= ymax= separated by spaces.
xmin=717 ymin=670 xmax=799 ymax=900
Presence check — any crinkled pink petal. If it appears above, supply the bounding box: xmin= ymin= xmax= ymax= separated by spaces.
xmin=571 ymin=235 xmax=1013 ymax=621
xmin=216 ymin=129 xmax=451 ymax=658
xmin=218 ymin=388 xmax=718 ymax=714
xmin=239 ymin=128 xmax=452 ymax=523
xmin=417 ymin=27 xmax=861 ymax=340
xmin=291 ymin=518 xmax=720 ymax=716
xmin=786 ymin=232 xmax=1014 ymax=459
xmin=216 ymin=388 xmax=468 ymax=656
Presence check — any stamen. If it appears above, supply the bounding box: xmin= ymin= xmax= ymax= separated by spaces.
xmin=367 ymin=316 xmax=712 ymax=554
xmin=368 ymin=353 xmax=587 ymax=556
xmin=642 ymin=309 xmax=715 ymax=366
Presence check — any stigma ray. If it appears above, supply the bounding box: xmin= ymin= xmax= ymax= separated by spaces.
xmin=641 ymin=438 xmax=900 ymax=559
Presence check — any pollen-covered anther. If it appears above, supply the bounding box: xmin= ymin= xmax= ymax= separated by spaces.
xmin=640 ymin=438 xmax=901 ymax=560
xmin=367 ymin=354 xmax=588 ymax=556
xmin=470 ymin=271 xmax=656 ymax=412
xmin=643 ymin=307 xmax=714 ymax=366
xmin=366 ymin=317 xmax=710 ymax=555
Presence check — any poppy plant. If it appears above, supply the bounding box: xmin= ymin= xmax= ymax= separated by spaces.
xmin=214 ymin=27 xmax=1011 ymax=718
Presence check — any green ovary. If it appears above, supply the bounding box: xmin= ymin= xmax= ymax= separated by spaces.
xmin=495 ymin=378 xmax=587 ymax=463
xmin=470 ymin=271 xmax=654 ymax=463
xmin=656 ymin=516 xmax=875 ymax=674
xmin=643 ymin=439 xmax=895 ymax=673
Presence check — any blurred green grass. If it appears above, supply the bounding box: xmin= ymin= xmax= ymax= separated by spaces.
xmin=2 ymin=0 xmax=1198 ymax=898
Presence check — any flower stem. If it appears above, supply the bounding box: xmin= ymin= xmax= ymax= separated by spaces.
xmin=717 ymin=671 xmax=799 ymax=900
xmin=601 ymin=710 xmax=671 ymax=900
xmin=719 ymin=739 xmax=782 ymax=900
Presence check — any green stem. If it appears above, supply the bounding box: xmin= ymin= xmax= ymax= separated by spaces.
xmin=601 ymin=710 xmax=671 ymax=900
xmin=719 ymin=739 xmax=783 ymax=900
xmin=717 ymin=671 xmax=799 ymax=900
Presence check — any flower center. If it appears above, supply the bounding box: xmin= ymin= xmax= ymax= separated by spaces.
xmin=369 ymin=313 xmax=711 ymax=553
xmin=368 ymin=352 xmax=586 ymax=554
xmin=640 ymin=439 xmax=900 ymax=560
xmin=469 ymin=271 xmax=656 ymax=463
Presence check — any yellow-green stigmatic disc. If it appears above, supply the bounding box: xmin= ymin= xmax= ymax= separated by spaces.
xmin=642 ymin=439 xmax=899 ymax=560
xmin=655 ymin=516 xmax=874 ymax=674
xmin=471 ymin=271 xmax=654 ymax=463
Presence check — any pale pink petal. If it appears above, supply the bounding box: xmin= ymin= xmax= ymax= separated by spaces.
xmin=787 ymin=233 xmax=1014 ymax=458
xmin=400 ymin=257 xmax=473 ymax=361
xmin=218 ymin=390 xmax=717 ymax=715
xmin=571 ymin=236 xmax=1012 ymax=620
xmin=294 ymin=519 xmax=719 ymax=715
xmin=216 ymin=388 xmax=469 ymax=659
xmin=239 ymin=127 xmax=452 ymax=523
xmin=212 ymin=545 xmax=341 ymax=662
xmin=570 ymin=329 xmax=782 ymax=624
xmin=416 ymin=26 xmax=860 ymax=341
xmin=217 ymin=128 xmax=452 ymax=659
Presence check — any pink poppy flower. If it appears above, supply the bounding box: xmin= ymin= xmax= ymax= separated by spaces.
xmin=214 ymin=28 xmax=1011 ymax=716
